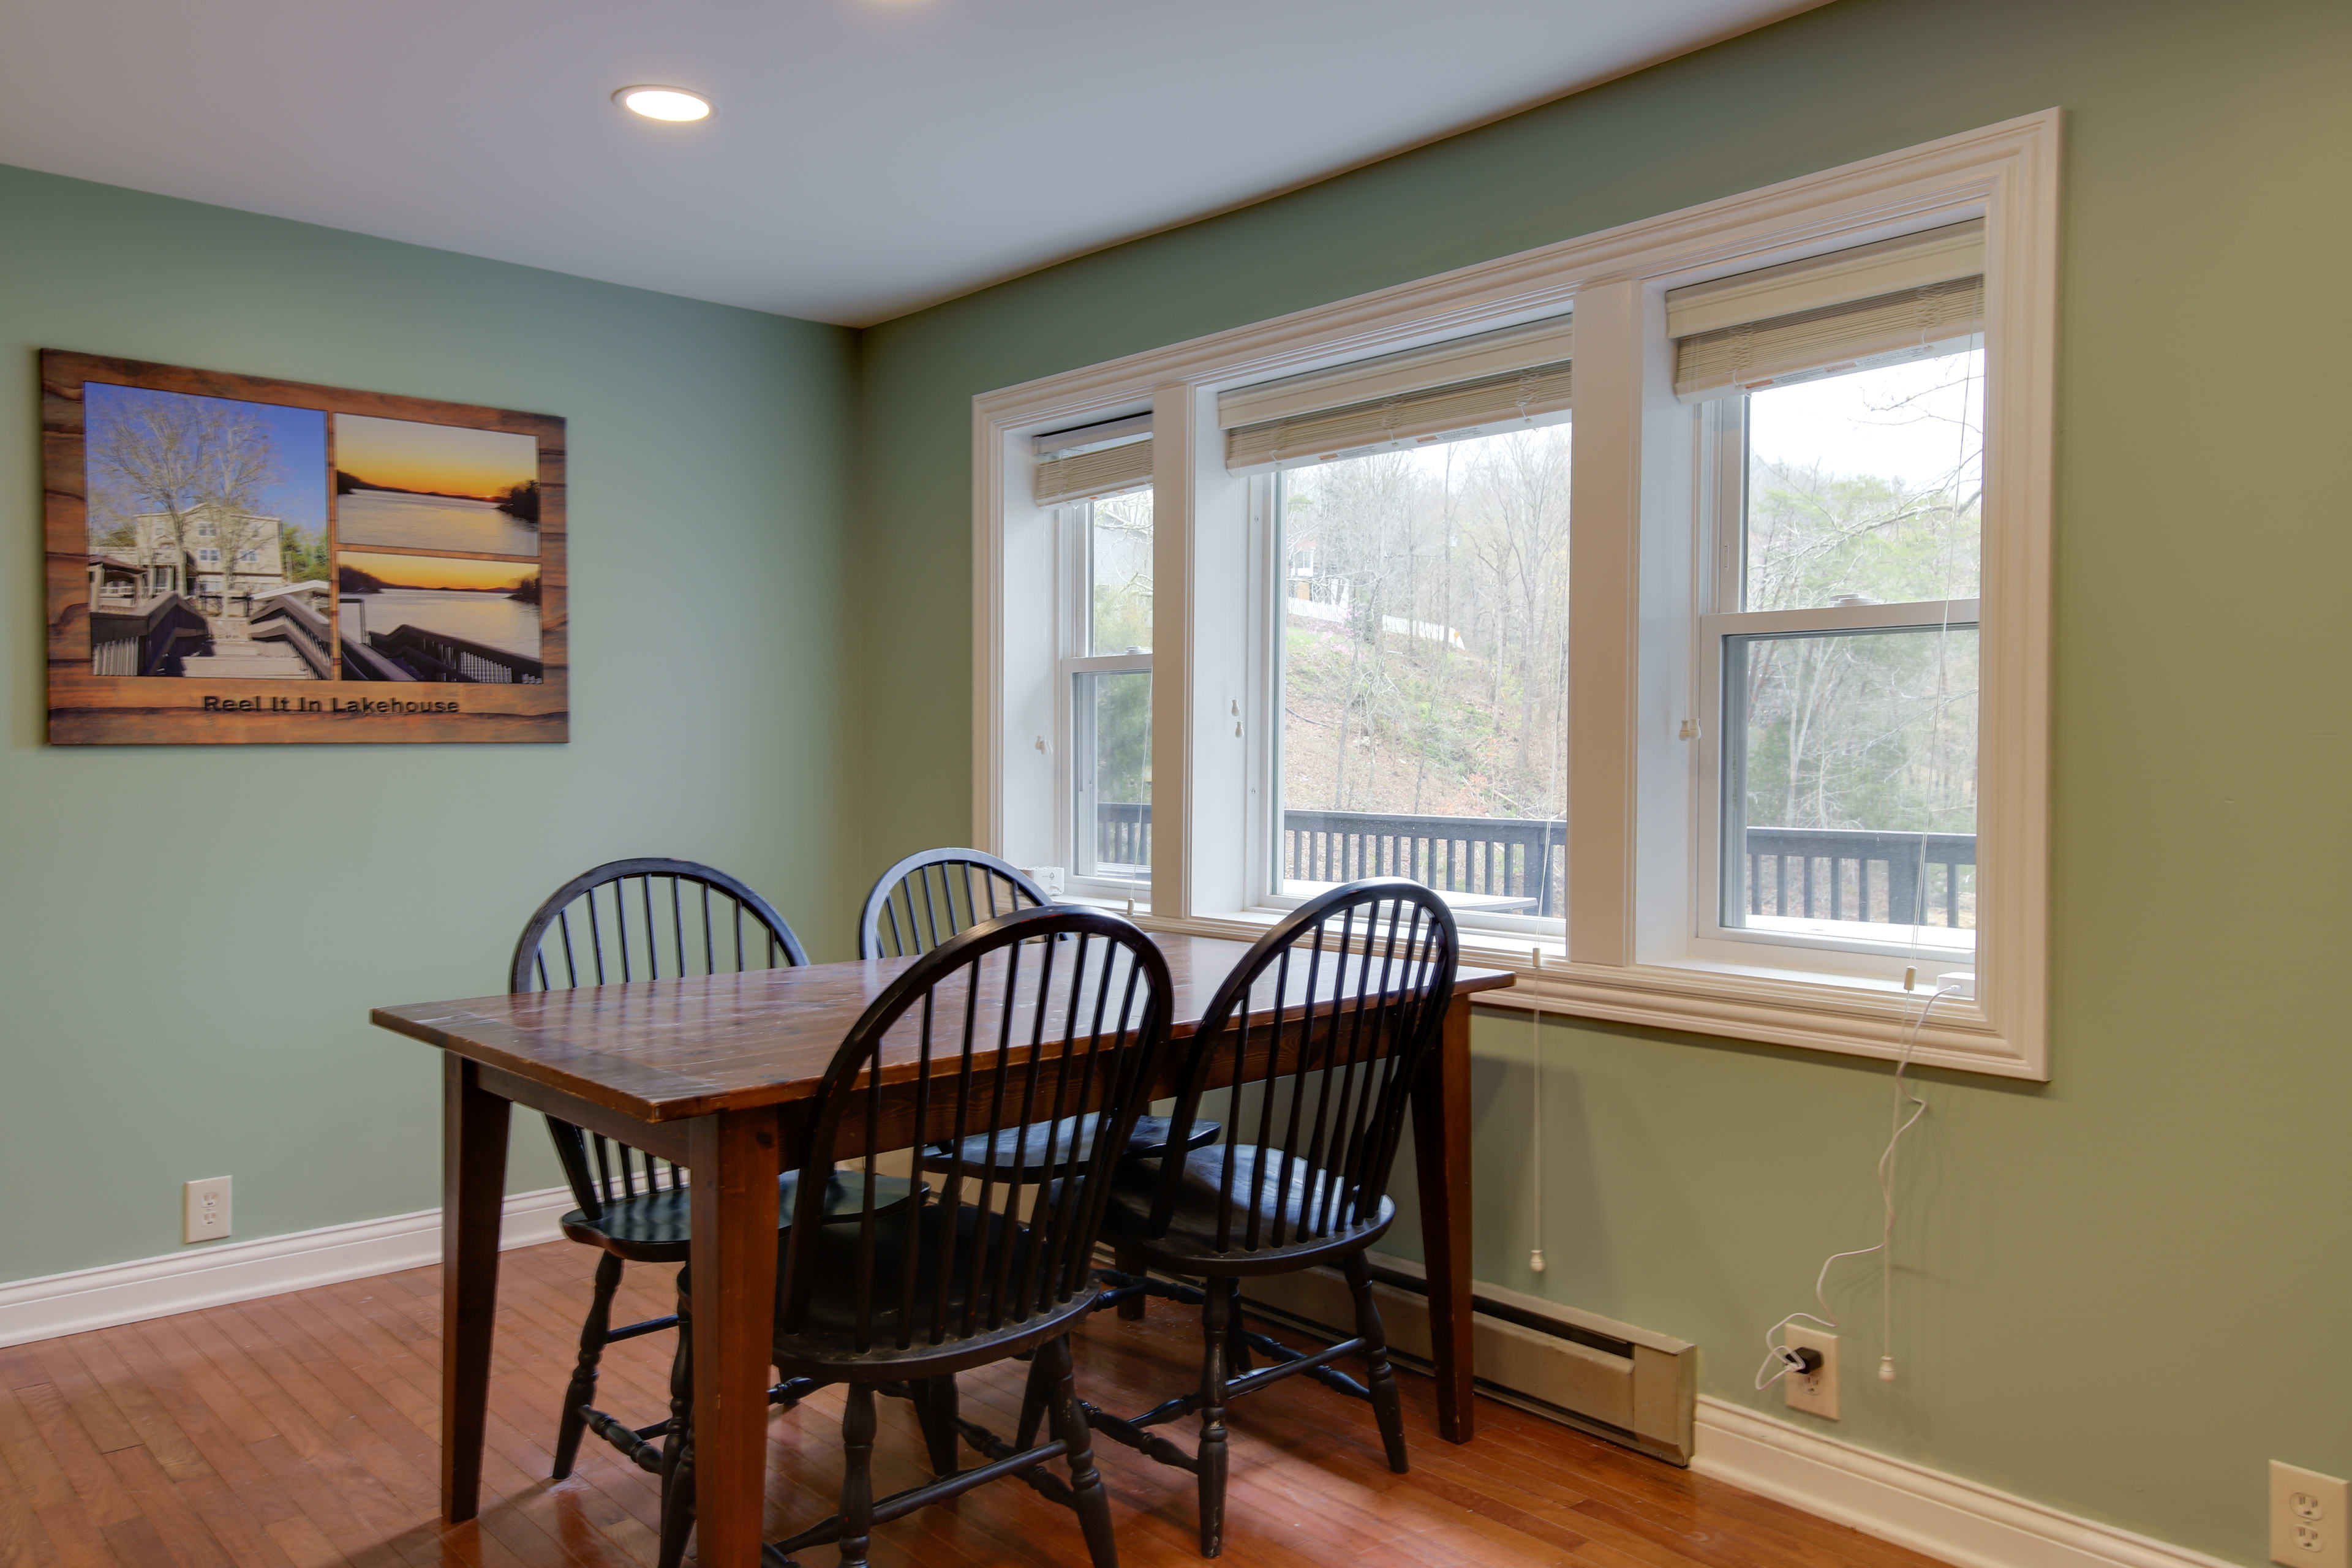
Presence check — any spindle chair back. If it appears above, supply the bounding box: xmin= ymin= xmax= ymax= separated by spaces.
xmin=1147 ymin=878 xmax=1457 ymax=1261
xmin=782 ymin=903 xmax=1169 ymax=1363
xmin=858 ymin=846 xmax=1050 ymax=960
xmin=507 ymin=857 xmax=816 ymax=1526
xmin=1084 ymin=879 xmax=1457 ymax=1557
xmin=511 ymin=858 xmax=810 ymax=1225
xmin=862 ymin=846 xmax=1216 ymax=1183
xmin=665 ymin=906 xmax=1171 ymax=1568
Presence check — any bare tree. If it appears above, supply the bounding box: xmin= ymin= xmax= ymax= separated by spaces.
xmin=88 ymin=393 xmax=278 ymax=615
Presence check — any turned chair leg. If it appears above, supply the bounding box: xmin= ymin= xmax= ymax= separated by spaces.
xmin=552 ymin=1252 xmax=624 ymax=1479
xmin=912 ymin=1376 xmax=962 ymax=1477
xmin=1225 ymin=1284 xmax=1253 ymax=1376
xmin=1015 ymin=1351 xmax=1052 ymax=1452
xmin=1041 ymin=1335 xmax=1120 ymax=1568
xmin=1196 ymin=1278 xmax=1234 ymax=1558
xmin=839 ymin=1384 xmax=879 ymax=1568
xmin=656 ymin=1270 xmax=696 ymax=1568
xmin=1343 ymin=1251 xmax=1409 ymax=1474
xmin=1114 ymin=1243 xmax=1148 ymax=1321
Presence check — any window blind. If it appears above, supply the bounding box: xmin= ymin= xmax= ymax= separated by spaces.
xmin=1033 ymin=413 xmax=1152 ymax=505
xmin=1668 ymin=221 xmax=1985 ymax=402
xmin=1219 ymin=316 xmax=1572 ymax=473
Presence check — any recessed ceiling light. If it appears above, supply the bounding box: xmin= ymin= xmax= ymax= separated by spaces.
xmin=614 ymin=85 xmax=711 ymax=123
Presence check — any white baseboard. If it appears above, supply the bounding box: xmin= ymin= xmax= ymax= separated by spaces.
xmin=0 ymin=1186 xmax=576 ymax=1349
xmin=1694 ymin=1396 xmax=2244 ymax=1568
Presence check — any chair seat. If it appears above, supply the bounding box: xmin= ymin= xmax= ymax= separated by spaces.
xmin=1100 ymin=1144 xmax=1394 ymax=1275
xmin=771 ymin=1200 xmax=1093 ymax=1376
xmin=560 ymin=1171 xmax=924 ymax=1263
xmin=920 ymin=1112 xmax=1219 ymax=1180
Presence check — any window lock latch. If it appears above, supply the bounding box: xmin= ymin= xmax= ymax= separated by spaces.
xmin=1678 ymin=719 xmax=1701 ymax=741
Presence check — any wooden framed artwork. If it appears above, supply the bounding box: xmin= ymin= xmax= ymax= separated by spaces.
xmin=42 ymin=350 xmax=567 ymax=744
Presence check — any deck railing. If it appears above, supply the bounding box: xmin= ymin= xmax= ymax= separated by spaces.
xmin=89 ymin=594 xmax=210 ymax=676
xmin=1092 ymin=804 xmax=1566 ymax=916
xmin=1091 ymin=807 xmax=1973 ymax=929
xmin=1282 ymin=809 xmax=1564 ymax=916
xmin=1093 ymin=802 xmax=1152 ymax=869
xmin=1740 ymin=827 xmax=1975 ymax=928
xmin=370 ymin=625 xmax=544 ymax=684
xmin=246 ymin=594 xmax=334 ymax=679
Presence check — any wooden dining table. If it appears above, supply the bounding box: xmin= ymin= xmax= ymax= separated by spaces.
xmin=372 ymin=933 xmax=1514 ymax=1567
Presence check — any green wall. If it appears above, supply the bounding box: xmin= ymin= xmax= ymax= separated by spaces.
xmin=0 ymin=164 xmax=862 ymax=1276
xmin=854 ymin=0 xmax=2352 ymax=1561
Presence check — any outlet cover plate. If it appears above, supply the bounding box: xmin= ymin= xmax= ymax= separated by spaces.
xmin=183 ymin=1176 xmax=231 ymax=1243
xmin=2273 ymin=1461 xmax=2348 ymax=1568
xmin=1783 ymin=1327 xmax=1839 ymax=1420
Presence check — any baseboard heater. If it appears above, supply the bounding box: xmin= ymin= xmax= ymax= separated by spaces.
xmin=1228 ymin=1253 xmax=1697 ymax=1466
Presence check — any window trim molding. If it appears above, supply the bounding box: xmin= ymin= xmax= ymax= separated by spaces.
xmin=974 ymin=108 xmax=2059 ymax=1079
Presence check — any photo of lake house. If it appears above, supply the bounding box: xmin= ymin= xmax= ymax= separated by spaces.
xmin=82 ymin=382 xmax=332 ymax=677
xmin=333 ymin=413 xmax=540 ymax=557
xmin=336 ymin=550 xmax=543 ymax=684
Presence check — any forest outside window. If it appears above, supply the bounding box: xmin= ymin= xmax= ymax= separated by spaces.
xmin=1219 ymin=318 xmax=1574 ymax=937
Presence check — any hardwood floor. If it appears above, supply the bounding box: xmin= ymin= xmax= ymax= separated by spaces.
xmin=0 ymin=1240 xmax=1945 ymax=1568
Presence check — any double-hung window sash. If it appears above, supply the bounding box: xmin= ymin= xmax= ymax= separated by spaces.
xmin=1677 ymin=222 xmax=1986 ymax=952
xmin=1038 ymin=415 xmax=1156 ymax=884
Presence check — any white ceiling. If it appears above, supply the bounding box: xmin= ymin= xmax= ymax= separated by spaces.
xmin=0 ymin=0 xmax=1819 ymax=326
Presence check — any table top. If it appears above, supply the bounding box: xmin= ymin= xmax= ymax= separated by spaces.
xmin=374 ymin=932 xmax=1513 ymax=1124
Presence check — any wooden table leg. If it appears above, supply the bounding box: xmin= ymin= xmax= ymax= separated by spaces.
xmin=442 ymin=1055 xmax=510 ymax=1521
xmin=690 ymin=1109 xmax=783 ymax=1567
xmin=1412 ymin=992 xmax=1476 ymax=1443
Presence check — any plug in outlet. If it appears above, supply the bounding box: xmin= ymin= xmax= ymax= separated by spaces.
xmin=1782 ymin=1328 xmax=1839 ymax=1420
xmin=2272 ymin=1462 xmax=2348 ymax=1567
xmin=183 ymin=1177 xmax=231 ymax=1243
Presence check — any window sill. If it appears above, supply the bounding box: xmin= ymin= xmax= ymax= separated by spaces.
xmin=1123 ymin=906 xmax=2032 ymax=1080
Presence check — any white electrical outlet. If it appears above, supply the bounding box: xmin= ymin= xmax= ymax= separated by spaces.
xmin=2272 ymin=1461 xmax=2348 ymax=1567
xmin=1028 ymin=866 xmax=1066 ymax=896
xmin=1782 ymin=1327 xmax=1839 ymax=1420
xmin=183 ymin=1176 xmax=232 ymax=1243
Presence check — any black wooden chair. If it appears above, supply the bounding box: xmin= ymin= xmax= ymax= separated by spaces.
xmin=660 ymin=904 xmax=1174 ymax=1568
xmin=857 ymin=846 xmax=1050 ymax=960
xmin=510 ymin=857 xmax=919 ymax=1565
xmin=860 ymin=846 xmax=1218 ymax=1187
xmin=1082 ymin=879 xmax=1458 ymax=1558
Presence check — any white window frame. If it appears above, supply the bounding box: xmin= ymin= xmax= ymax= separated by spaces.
xmin=1055 ymin=492 xmax=1155 ymax=895
xmin=974 ymin=111 xmax=2057 ymax=1078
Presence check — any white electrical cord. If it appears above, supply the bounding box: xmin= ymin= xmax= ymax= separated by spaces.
xmin=1528 ymin=989 xmax=1546 ymax=1274
xmin=1754 ymin=982 xmax=1954 ymax=1390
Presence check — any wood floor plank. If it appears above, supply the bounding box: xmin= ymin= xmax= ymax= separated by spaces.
xmin=0 ymin=1241 xmax=1959 ymax=1568
xmin=23 ymin=1348 xmax=141 ymax=1462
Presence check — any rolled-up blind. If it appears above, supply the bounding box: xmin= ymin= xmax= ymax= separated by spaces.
xmin=1033 ymin=414 xmax=1152 ymax=505
xmin=1220 ymin=316 xmax=1572 ymax=473
xmin=1668 ymin=221 xmax=1984 ymax=402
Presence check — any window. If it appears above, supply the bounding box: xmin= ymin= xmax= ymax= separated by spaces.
xmin=977 ymin=113 xmax=2057 ymax=1076
xmin=197 ymin=548 xmax=220 ymax=564
xmin=1062 ymin=486 xmax=1154 ymax=887
xmin=1702 ymin=341 xmax=1984 ymax=965
xmin=1034 ymin=415 xmax=1155 ymax=895
xmin=1269 ymin=431 xmax=1569 ymax=937
xmin=1226 ymin=317 xmax=1575 ymax=938
xmin=236 ymin=548 xmax=262 ymax=565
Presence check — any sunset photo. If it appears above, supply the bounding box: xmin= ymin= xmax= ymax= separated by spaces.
xmin=333 ymin=413 xmax=540 ymax=556
xmin=337 ymin=549 xmax=541 ymax=682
